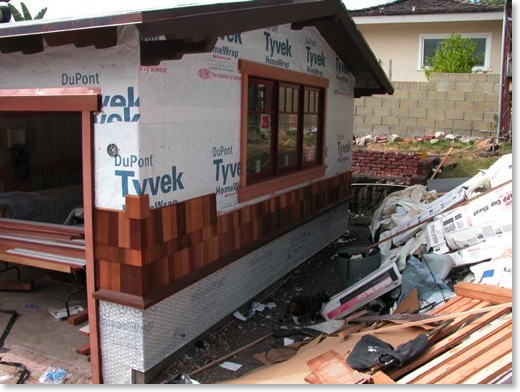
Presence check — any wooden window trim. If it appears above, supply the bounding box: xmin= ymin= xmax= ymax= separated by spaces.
xmin=238 ymin=60 xmax=328 ymax=203
xmin=0 ymin=87 xmax=101 ymax=111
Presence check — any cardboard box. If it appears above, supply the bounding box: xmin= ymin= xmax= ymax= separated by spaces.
xmin=320 ymin=262 xmax=402 ymax=321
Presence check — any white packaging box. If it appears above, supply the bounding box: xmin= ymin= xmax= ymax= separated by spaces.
xmin=444 ymin=216 xmax=513 ymax=250
xmin=425 ymin=219 xmax=450 ymax=254
xmin=391 ymin=185 xmax=466 ymax=246
xmin=320 ymin=262 xmax=402 ymax=321
xmin=440 ymin=181 xmax=512 ymax=236
xmin=447 ymin=232 xmax=512 ymax=267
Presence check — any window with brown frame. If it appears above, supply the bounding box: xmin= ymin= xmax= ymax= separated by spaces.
xmin=246 ymin=78 xmax=324 ymax=184
xmin=238 ymin=60 xmax=328 ymax=202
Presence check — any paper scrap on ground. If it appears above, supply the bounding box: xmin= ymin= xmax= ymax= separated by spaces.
xmin=283 ymin=338 xmax=295 ymax=346
xmin=233 ymin=301 xmax=276 ymax=321
xmin=50 ymin=305 xmax=84 ymax=320
xmin=219 ymin=361 xmax=243 ymax=371
xmin=306 ymin=320 xmax=346 ymax=335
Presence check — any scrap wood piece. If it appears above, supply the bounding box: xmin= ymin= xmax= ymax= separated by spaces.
xmin=68 ymin=309 xmax=88 ymax=325
xmin=389 ymin=312 xmax=512 ymax=381
xmin=433 ymin=336 xmax=512 ymax=384
xmin=349 ymin=302 xmax=512 ymax=337
xmin=75 ymin=342 xmax=90 ymax=356
xmin=337 ymin=323 xmax=368 ymax=339
xmin=426 ymin=300 xmax=494 ymax=345
xmin=393 ymin=288 xmax=418 ymax=314
xmin=462 ymin=352 xmax=513 ymax=384
xmin=430 ymin=147 xmax=454 ymax=179
xmin=369 ymin=371 xmax=396 ymax=384
xmin=453 ymin=282 xmax=512 ymax=304
xmin=398 ymin=322 xmax=512 ymax=384
xmin=351 ymin=313 xmax=435 ymax=323
xmin=305 ymin=349 xmax=367 ymax=384
xmin=390 ymin=311 xmax=512 ymax=380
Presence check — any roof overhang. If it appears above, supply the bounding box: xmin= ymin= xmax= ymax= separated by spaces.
xmin=0 ymin=0 xmax=393 ymax=97
xmin=353 ymin=11 xmax=503 ymax=25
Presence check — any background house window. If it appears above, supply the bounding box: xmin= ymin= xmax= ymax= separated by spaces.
xmin=420 ymin=33 xmax=491 ymax=70
xmin=246 ymin=78 xmax=324 ymax=184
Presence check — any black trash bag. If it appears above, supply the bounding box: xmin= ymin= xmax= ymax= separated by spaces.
xmin=347 ymin=333 xmax=429 ymax=370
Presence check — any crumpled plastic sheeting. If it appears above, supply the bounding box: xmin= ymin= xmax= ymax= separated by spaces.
xmin=396 ymin=256 xmax=454 ymax=311
xmin=462 ymin=153 xmax=512 ymax=196
xmin=379 ymin=230 xmax=427 ymax=271
xmin=38 ymin=367 xmax=70 ymax=384
xmin=369 ymin=185 xmax=439 ymax=241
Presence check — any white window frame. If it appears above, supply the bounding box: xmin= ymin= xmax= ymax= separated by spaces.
xmin=418 ymin=33 xmax=492 ymax=71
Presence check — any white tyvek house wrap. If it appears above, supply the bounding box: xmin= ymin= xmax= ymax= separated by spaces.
xmin=137 ymin=24 xmax=355 ymax=214
xmin=0 ymin=26 xmax=141 ymax=210
xmin=0 ymin=24 xmax=354 ymax=213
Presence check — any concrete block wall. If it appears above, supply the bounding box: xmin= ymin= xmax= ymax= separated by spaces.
xmin=354 ymin=73 xmax=500 ymax=137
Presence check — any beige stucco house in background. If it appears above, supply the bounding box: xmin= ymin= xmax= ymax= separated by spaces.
xmin=347 ymin=0 xmax=510 ymax=138
xmin=350 ymin=0 xmax=504 ymax=82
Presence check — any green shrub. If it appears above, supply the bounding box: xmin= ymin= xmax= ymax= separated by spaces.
xmin=424 ymin=33 xmax=482 ymax=80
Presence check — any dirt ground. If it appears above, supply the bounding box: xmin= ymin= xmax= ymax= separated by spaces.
xmin=151 ymin=214 xmax=375 ymax=384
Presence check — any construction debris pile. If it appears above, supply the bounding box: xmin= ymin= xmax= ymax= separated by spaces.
xmin=214 ymin=153 xmax=512 ymax=384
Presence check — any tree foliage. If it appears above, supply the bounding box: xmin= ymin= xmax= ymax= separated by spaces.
xmin=7 ymin=1 xmax=47 ymax=21
xmin=424 ymin=32 xmax=482 ymax=80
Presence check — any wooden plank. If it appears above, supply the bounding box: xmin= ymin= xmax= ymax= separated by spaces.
xmin=454 ymin=282 xmax=512 ymax=304
xmin=0 ymin=250 xmax=76 ymax=273
xmin=349 ymin=303 xmax=512 ymax=337
xmin=68 ymin=309 xmax=89 ymax=326
xmin=462 ymin=352 xmax=513 ymax=384
xmin=75 ymin=342 xmax=91 ymax=356
xmin=388 ymin=310 xmax=512 ymax=380
xmin=396 ymin=318 xmax=512 ymax=384
xmin=306 ymin=349 xmax=366 ymax=384
xmin=435 ymin=337 xmax=512 ymax=384
xmin=370 ymin=371 xmax=396 ymax=384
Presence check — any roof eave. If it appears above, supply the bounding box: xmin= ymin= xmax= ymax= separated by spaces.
xmin=0 ymin=0 xmax=393 ymax=97
xmin=352 ymin=12 xmax=504 ymax=25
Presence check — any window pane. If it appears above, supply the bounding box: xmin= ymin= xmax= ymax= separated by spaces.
xmin=247 ymin=113 xmax=273 ymax=176
xmin=474 ymin=38 xmax=486 ymax=66
xmin=278 ymin=113 xmax=298 ymax=169
xmin=423 ymin=38 xmax=442 ymax=65
xmin=303 ymin=113 xmax=318 ymax=164
xmin=279 ymin=86 xmax=286 ymax=112
xmin=424 ymin=37 xmax=486 ymax=67
xmin=247 ymin=80 xmax=274 ymax=178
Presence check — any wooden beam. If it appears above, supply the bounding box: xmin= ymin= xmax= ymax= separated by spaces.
xmin=453 ymin=282 xmax=512 ymax=304
xmin=349 ymin=302 xmax=512 ymax=337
